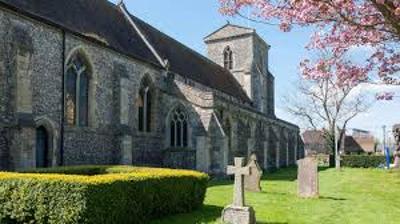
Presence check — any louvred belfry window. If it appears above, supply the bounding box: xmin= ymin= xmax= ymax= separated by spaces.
xmin=223 ymin=46 xmax=233 ymax=70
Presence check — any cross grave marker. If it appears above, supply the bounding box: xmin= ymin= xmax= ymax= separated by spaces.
xmin=222 ymin=157 xmax=256 ymax=224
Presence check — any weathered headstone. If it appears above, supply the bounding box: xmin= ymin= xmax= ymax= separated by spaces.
xmin=244 ymin=153 xmax=263 ymax=192
xmin=391 ymin=126 xmax=399 ymax=169
xmin=393 ymin=156 xmax=399 ymax=169
xmin=298 ymin=157 xmax=319 ymax=198
xmin=393 ymin=124 xmax=400 ymax=145
xmin=392 ymin=149 xmax=399 ymax=169
xmin=222 ymin=157 xmax=256 ymax=224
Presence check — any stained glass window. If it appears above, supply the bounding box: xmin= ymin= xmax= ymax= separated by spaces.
xmin=79 ymin=71 xmax=89 ymax=126
xmin=65 ymin=53 xmax=90 ymax=127
xmin=66 ymin=68 xmax=77 ymax=126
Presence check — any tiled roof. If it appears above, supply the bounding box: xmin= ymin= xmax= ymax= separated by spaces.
xmin=344 ymin=136 xmax=375 ymax=153
xmin=0 ymin=0 xmax=251 ymax=103
xmin=0 ymin=0 xmax=160 ymax=66
xmin=128 ymin=14 xmax=251 ymax=103
xmin=302 ymin=130 xmax=325 ymax=144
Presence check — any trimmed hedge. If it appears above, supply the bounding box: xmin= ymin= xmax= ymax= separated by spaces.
xmin=0 ymin=166 xmax=209 ymax=224
xmin=341 ymin=155 xmax=391 ymax=168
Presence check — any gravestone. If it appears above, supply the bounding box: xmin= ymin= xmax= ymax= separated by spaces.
xmin=392 ymin=149 xmax=399 ymax=169
xmin=393 ymin=124 xmax=400 ymax=145
xmin=393 ymin=156 xmax=399 ymax=169
xmin=244 ymin=153 xmax=263 ymax=192
xmin=222 ymin=157 xmax=256 ymax=224
xmin=391 ymin=125 xmax=399 ymax=169
xmin=298 ymin=157 xmax=319 ymax=198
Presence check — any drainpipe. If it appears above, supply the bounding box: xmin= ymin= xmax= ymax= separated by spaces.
xmin=60 ymin=30 xmax=66 ymax=166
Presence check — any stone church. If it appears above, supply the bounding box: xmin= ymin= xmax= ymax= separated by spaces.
xmin=0 ymin=0 xmax=304 ymax=174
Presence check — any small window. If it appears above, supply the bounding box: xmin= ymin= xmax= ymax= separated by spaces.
xmin=223 ymin=46 xmax=233 ymax=70
xmin=170 ymin=107 xmax=189 ymax=148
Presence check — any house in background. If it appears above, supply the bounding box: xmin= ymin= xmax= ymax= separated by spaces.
xmin=302 ymin=129 xmax=377 ymax=156
xmin=343 ymin=129 xmax=376 ymax=154
xmin=302 ymin=130 xmax=330 ymax=156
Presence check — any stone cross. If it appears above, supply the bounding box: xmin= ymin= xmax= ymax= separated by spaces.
xmin=222 ymin=157 xmax=256 ymax=224
xmin=227 ymin=157 xmax=251 ymax=207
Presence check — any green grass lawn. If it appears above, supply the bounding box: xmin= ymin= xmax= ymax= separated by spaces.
xmin=151 ymin=168 xmax=400 ymax=224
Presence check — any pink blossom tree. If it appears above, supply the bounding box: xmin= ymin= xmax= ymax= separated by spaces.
xmin=219 ymin=0 xmax=400 ymax=85
xmin=288 ymin=53 xmax=372 ymax=168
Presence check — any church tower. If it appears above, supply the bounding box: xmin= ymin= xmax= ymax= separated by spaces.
xmin=204 ymin=24 xmax=275 ymax=117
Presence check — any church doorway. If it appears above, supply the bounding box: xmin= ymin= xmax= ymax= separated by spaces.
xmin=36 ymin=126 xmax=49 ymax=168
xmin=0 ymin=129 xmax=9 ymax=170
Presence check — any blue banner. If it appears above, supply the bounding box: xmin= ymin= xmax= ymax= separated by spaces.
xmin=385 ymin=147 xmax=391 ymax=169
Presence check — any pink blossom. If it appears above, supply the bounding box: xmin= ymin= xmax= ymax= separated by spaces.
xmin=279 ymin=22 xmax=291 ymax=32
xmin=219 ymin=0 xmax=400 ymax=86
xmin=300 ymin=54 xmax=369 ymax=88
xmin=395 ymin=7 xmax=400 ymax=16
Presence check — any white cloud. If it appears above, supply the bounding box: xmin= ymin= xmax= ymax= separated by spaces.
xmin=348 ymin=83 xmax=400 ymax=100
xmin=347 ymin=84 xmax=400 ymax=141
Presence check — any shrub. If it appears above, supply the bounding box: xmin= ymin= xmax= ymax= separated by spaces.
xmin=341 ymin=155 xmax=392 ymax=168
xmin=0 ymin=166 xmax=209 ymax=224
xmin=163 ymin=148 xmax=196 ymax=170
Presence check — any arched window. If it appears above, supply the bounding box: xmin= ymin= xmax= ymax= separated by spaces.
xmin=223 ymin=46 xmax=233 ymax=70
xmin=170 ymin=107 xmax=188 ymax=148
xmin=65 ymin=53 xmax=90 ymax=127
xmin=138 ymin=77 xmax=153 ymax=132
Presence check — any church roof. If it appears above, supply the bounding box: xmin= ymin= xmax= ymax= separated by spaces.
xmin=128 ymin=14 xmax=251 ymax=103
xmin=0 ymin=0 xmax=160 ymax=66
xmin=0 ymin=0 xmax=251 ymax=103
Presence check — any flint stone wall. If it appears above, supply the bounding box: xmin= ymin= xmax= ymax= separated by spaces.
xmin=0 ymin=6 xmax=301 ymax=172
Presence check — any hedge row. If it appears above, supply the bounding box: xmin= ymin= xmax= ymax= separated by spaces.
xmin=341 ymin=155 xmax=391 ymax=168
xmin=0 ymin=166 xmax=209 ymax=224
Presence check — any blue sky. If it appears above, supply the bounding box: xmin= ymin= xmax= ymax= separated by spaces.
xmin=110 ymin=0 xmax=400 ymax=141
